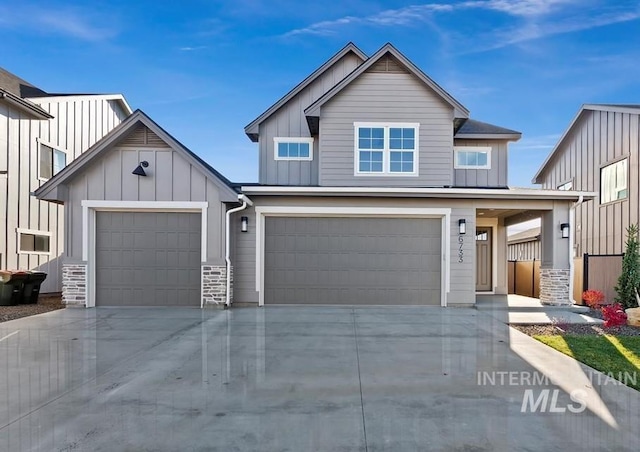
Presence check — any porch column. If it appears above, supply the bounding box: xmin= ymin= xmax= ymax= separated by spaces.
xmin=539 ymin=201 xmax=571 ymax=305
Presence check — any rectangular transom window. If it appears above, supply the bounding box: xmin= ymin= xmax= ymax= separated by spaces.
xmin=454 ymin=147 xmax=491 ymax=169
xmin=355 ymin=123 xmax=419 ymax=175
xmin=39 ymin=141 xmax=67 ymax=180
xmin=17 ymin=229 xmax=51 ymax=254
xmin=601 ymin=159 xmax=627 ymax=204
xmin=274 ymin=137 xmax=313 ymax=161
xmin=557 ymin=181 xmax=573 ymax=191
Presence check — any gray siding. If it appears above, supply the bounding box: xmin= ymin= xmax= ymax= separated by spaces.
xmin=538 ymin=110 xmax=640 ymax=255
xmin=508 ymin=241 xmax=541 ymax=261
xmin=259 ymin=52 xmax=363 ymax=185
xmin=0 ymin=98 xmax=128 ymax=293
xmin=318 ymin=72 xmax=454 ymax=186
xmin=453 ymin=139 xmax=508 ymax=187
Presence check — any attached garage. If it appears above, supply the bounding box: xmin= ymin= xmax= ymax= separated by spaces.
xmin=264 ymin=216 xmax=442 ymax=305
xmin=95 ymin=212 xmax=201 ymax=307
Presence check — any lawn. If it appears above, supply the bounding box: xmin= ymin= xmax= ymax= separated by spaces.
xmin=535 ymin=335 xmax=640 ymax=391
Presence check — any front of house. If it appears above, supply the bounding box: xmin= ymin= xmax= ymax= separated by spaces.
xmin=35 ymin=43 xmax=592 ymax=308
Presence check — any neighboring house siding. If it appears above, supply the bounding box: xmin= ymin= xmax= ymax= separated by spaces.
xmin=538 ymin=109 xmax=640 ymax=256
xmin=318 ymin=71 xmax=454 ymax=187
xmin=453 ymin=139 xmax=509 ymax=187
xmin=508 ymin=241 xmax=541 ymax=260
xmin=0 ymin=98 xmax=128 ymax=293
xmin=259 ymin=52 xmax=363 ymax=186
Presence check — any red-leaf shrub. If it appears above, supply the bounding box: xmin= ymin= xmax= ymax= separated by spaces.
xmin=601 ymin=303 xmax=628 ymax=327
xmin=582 ymin=289 xmax=605 ymax=309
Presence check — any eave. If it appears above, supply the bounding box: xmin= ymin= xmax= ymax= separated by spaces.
xmin=0 ymin=89 xmax=53 ymax=119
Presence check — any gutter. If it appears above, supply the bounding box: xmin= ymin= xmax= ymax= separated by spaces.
xmin=568 ymin=195 xmax=584 ymax=304
xmin=0 ymin=90 xmax=54 ymax=119
xmin=225 ymin=194 xmax=253 ymax=307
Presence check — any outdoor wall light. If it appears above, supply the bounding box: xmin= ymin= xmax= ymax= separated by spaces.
xmin=241 ymin=216 xmax=248 ymax=233
xmin=132 ymin=161 xmax=149 ymax=176
xmin=458 ymin=219 xmax=466 ymax=235
xmin=560 ymin=223 xmax=570 ymax=239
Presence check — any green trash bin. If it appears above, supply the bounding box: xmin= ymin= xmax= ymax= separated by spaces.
xmin=23 ymin=272 xmax=47 ymax=304
xmin=0 ymin=271 xmax=28 ymax=305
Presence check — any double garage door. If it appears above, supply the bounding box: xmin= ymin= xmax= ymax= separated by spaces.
xmin=95 ymin=212 xmax=201 ymax=307
xmin=264 ymin=217 xmax=442 ymax=305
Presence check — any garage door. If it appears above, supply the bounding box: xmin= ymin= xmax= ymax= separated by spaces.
xmin=95 ymin=212 xmax=201 ymax=307
xmin=264 ymin=217 xmax=442 ymax=305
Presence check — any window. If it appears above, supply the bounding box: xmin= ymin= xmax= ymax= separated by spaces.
xmin=39 ymin=141 xmax=67 ymax=180
xmin=454 ymin=147 xmax=491 ymax=169
xmin=274 ymin=137 xmax=313 ymax=161
xmin=355 ymin=123 xmax=418 ymax=175
xmin=17 ymin=229 xmax=51 ymax=254
xmin=601 ymin=159 xmax=627 ymax=203
xmin=557 ymin=181 xmax=573 ymax=191
xmin=475 ymin=231 xmax=488 ymax=241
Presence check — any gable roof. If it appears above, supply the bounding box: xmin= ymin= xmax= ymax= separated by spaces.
xmin=533 ymin=104 xmax=640 ymax=183
xmin=454 ymin=119 xmax=521 ymax=140
xmin=35 ymin=109 xmax=238 ymax=203
xmin=0 ymin=67 xmax=48 ymax=98
xmin=304 ymin=43 xmax=469 ymax=120
xmin=244 ymin=42 xmax=367 ymax=141
xmin=508 ymin=227 xmax=540 ymax=244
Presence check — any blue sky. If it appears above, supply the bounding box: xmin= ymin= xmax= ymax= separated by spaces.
xmin=2 ymin=0 xmax=640 ymax=187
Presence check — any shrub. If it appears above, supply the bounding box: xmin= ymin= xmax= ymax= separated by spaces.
xmin=582 ymin=289 xmax=605 ymax=309
xmin=615 ymin=224 xmax=640 ymax=309
xmin=601 ymin=303 xmax=628 ymax=328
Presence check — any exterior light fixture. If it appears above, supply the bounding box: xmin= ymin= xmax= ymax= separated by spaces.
xmin=132 ymin=161 xmax=149 ymax=176
xmin=458 ymin=219 xmax=466 ymax=235
xmin=241 ymin=216 xmax=248 ymax=233
xmin=560 ymin=223 xmax=570 ymax=239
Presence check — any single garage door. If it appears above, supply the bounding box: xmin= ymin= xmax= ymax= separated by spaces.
xmin=95 ymin=212 xmax=201 ymax=306
xmin=264 ymin=217 xmax=442 ymax=305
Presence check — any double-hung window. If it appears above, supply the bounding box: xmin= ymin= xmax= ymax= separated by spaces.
xmin=355 ymin=123 xmax=418 ymax=175
xmin=274 ymin=137 xmax=313 ymax=161
xmin=39 ymin=140 xmax=67 ymax=180
xmin=601 ymin=159 xmax=627 ymax=204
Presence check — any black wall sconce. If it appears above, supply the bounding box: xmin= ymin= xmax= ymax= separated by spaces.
xmin=458 ymin=219 xmax=466 ymax=235
xmin=560 ymin=222 xmax=570 ymax=239
xmin=132 ymin=161 xmax=149 ymax=176
xmin=241 ymin=216 xmax=248 ymax=233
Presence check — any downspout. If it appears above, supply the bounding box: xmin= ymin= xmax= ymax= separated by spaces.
xmin=568 ymin=195 xmax=584 ymax=304
xmin=225 ymin=194 xmax=253 ymax=307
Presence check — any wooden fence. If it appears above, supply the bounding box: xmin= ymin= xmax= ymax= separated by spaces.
xmin=507 ymin=259 xmax=540 ymax=298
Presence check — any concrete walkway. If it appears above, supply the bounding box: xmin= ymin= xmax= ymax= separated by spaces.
xmin=0 ymin=306 xmax=637 ymax=451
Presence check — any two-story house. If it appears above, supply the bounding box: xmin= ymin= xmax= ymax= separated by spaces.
xmin=1 ymin=68 xmax=131 ymax=293
xmin=35 ymin=43 xmax=592 ymax=308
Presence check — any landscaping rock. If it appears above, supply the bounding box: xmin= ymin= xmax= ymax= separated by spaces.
xmin=626 ymin=307 xmax=640 ymax=327
xmin=513 ymin=323 xmax=640 ymax=336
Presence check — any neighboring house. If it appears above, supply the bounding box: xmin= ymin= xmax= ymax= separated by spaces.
xmin=507 ymin=227 xmax=541 ymax=261
xmin=0 ymin=68 xmax=131 ymax=293
xmin=36 ymin=43 xmax=593 ymax=308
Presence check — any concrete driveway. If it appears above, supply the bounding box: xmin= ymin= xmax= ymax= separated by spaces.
xmin=0 ymin=306 xmax=638 ymax=451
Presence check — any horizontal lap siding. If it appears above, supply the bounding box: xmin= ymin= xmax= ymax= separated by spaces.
xmin=319 ymin=72 xmax=454 ymax=186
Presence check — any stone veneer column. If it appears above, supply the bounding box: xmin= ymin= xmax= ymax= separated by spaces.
xmin=202 ymin=265 xmax=231 ymax=306
xmin=539 ymin=268 xmax=571 ymax=305
xmin=62 ymin=263 xmax=87 ymax=307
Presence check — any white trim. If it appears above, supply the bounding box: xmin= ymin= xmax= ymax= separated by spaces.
xmin=273 ymin=137 xmax=314 ymax=161
xmin=475 ymin=218 xmax=499 ymax=293
xmin=36 ymin=138 xmax=69 ymax=181
xmin=80 ymin=200 xmax=208 ymax=308
xmin=16 ymin=228 xmax=52 ymax=255
xmin=453 ymin=146 xmax=492 ymax=170
xmin=254 ymin=206 xmax=451 ymax=307
xmin=27 ymin=94 xmax=132 ymax=115
xmin=354 ymin=122 xmax=419 ymax=177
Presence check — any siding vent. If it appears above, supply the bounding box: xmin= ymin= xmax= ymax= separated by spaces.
xmin=116 ymin=124 xmax=170 ymax=148
xmin=366 ymin=53 xmax=409 ymax=74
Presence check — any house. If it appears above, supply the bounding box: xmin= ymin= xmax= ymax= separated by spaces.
xmin=0 ymin=68 xmax=131 ymax=293
xmin=507 ymin=227 xmax=541 ymax=261
xmin=35 ymin=43 xmax=593 ymax=308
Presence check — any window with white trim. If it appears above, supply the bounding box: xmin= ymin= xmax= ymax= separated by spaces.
xmin=39 ymin=141 xmax=67 ymax=180
xmin=601 ymin=159 xmax=627 ymax=203
xmin=557 ymin=181 xmax=573 ymax=191
xmin=274 ymin=137 xmax=313 ymax=161
xmin=454 ymin=147 xmax=491 ymax=169
xmin=355 ymin=123 xmax=418 ymax=175
xmin=17 ymin=229 xmax=51 ymax=254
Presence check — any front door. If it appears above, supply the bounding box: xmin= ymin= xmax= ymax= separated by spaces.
xmin=476 ymin=227 xmax=492 ymax=291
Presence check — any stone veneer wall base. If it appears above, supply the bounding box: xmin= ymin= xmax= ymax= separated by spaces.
xmin=202 ymin=265 xmax=231 ymax=307
xmin=539 ymin=268 xmax=571 ymax=306
xmin=62 ymin=264 xmax=87 ymax=307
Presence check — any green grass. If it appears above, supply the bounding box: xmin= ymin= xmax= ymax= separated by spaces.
xmin=534 ymin=335 xmax=640 ymax=391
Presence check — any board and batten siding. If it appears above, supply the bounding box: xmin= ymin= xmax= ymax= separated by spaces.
xmin=64 ymin=133 xmax=227 ymax=264
xmin=0 ymin=98 xmax=128 ymax=293
xmin=318 ymin=71 xmax=454 ymax=187
xmin=259 ymin=52 xmax=364 ymax=186
xmin=453 ymin=139 xmax=509 ymax=187
xmin=538 ymin=110 xmax=640 ymax=256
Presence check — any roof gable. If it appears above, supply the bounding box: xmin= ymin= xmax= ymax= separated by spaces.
xmin=244 ymin=42 xmax=367 ymax=141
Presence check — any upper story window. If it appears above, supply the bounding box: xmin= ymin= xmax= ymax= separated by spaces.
xmin=39 ymin=140 xmax=67 ymax=180
xmin=274 ymin=137 xmax=313 ymax=161
xmin=601 ymin=159 xmax=627 ymax=204
xmin=17 ymin=228 xmax=51 ymax=255
xmin=557 ymin=180 xmax=573 ymax=190
xmin=454 ymin=147 xmax=491 ymax=170
xmin=354 ymin=123 xmax=419 ymax=176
